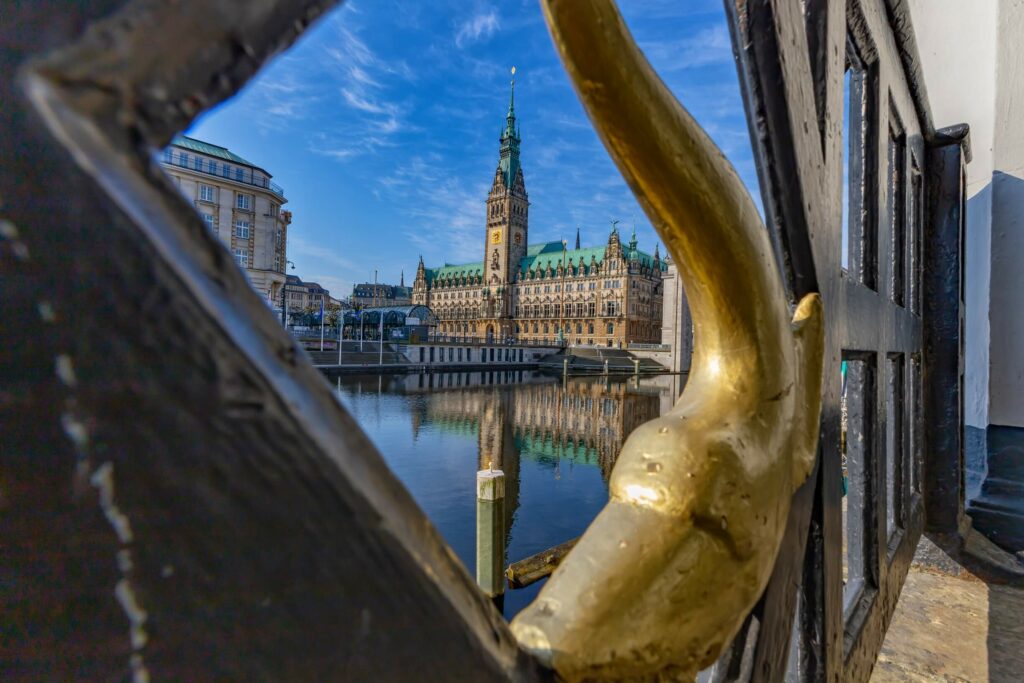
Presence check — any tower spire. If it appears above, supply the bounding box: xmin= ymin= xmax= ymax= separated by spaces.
xmin=575 ymin=225 xmax=581 ymax=250
xmin=503 ymin=66 xmax=518 ymax=139
xmin=508 ymin=66 xmax=516 ymax=119
xmin=497 ymin=66 xmax=522 ymax=191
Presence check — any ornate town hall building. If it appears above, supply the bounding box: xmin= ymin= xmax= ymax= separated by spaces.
xmin=412 ymin=79 xmax=665 ymax=347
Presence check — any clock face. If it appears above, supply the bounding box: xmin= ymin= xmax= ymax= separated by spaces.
xmin=491 ymin=229 xmax=502 ymax=245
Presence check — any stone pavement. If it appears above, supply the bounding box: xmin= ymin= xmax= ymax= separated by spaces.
xmin=871 ymin=562 xmax=1024 ymax=681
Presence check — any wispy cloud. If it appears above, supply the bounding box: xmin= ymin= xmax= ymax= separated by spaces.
xmin=455 ymin=11 xmax=500 ymax=48
xmin=290 ymin=235 xmax=359 ymax=272
xmin=342 ymin=89 xmax=396 ymax=116
xmin=192 ymin=0 xmax=755 ymax=297
xmin=639 ymin=24 xmax=732 ymax=71
xmin=377 ymin=154 xmax=488 ymax=263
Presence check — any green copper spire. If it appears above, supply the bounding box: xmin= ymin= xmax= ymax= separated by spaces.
xmin=507 ymin=67 xmax=516 ymax=122
xmin=498 ymin=66 xmax=521 ymax=190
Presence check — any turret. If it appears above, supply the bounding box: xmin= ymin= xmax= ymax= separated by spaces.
xmin=484 ymin=67 xmax=529 ymax=292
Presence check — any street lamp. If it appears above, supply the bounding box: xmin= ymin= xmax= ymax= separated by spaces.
xmin=280 ymin=260 xmax=296 ymax=327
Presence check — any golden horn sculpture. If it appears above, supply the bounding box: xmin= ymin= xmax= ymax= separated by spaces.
xmin=509 ymin=1 xmax=825 ymax=679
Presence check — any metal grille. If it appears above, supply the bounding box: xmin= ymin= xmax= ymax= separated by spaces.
xmin=714 ymin=0 xmax=967 ymax=680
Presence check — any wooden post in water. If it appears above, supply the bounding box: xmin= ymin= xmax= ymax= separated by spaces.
xmin=476 ymin=466 xmax=505 ymax=607
xmin=633 ymin=358 xmax=640 ymax=375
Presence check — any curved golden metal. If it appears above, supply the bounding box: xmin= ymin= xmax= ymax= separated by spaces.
xmin=509 ymin=1 xmax=825 ymax=679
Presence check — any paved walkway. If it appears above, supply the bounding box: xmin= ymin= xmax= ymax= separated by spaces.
xmin=871 ymin=563 xmax=1024 ymax=681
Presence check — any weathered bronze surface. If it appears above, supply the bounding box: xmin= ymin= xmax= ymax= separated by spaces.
xmin=509 ymin=2 xmax=825 ymax=679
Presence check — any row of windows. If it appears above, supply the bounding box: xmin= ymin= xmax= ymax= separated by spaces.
xmin=513 ymin=303 xmax=598 ymax=318
xmin=436 ymin=298 xmax=626 ymax=319
xmin=165 ymin=149 xmax=267 ymax=188
xmin=511 ymin=322 xmax=616 ymax=335
xmin=417 ymin=347 xmax=526 ymax=364
xmin=524 ymin=282 xmax=601 ymax=295
xmin=195 ymin=183 xmax=281 ymax=217
xmin=435 ymin=279 xmax=637 ymax=301
xmin=201 ymin=212 xmax=286 ymax=254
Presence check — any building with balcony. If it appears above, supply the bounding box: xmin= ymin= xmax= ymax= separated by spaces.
xmin=161 ymin=135 xmax=291 ymax=306
xmin=412 ymin=78 xmax=665 ymax=347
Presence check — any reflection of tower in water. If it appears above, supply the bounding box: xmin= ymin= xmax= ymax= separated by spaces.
xmin=476 ymin=388 xmax=521 ymax=547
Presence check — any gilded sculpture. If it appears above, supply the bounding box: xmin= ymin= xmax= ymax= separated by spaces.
xmin=510 ymin=1 xmax=825 ymax=679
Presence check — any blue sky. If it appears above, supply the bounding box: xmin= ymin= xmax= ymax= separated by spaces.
xmin=189 ymin=0 xmax=758 ymax=298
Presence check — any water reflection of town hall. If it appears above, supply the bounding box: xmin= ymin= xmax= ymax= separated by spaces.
xmin=341 ymin=370 xmax=664 ymax=532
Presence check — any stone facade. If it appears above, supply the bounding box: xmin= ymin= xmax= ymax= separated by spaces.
xmin=162 ymin=135 xmax=291 ymax=307
xmin=412 ymin=80 xmax=665 ymax=347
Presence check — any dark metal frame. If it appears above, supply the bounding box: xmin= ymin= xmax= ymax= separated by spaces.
xmin=715 ymin=0 xmax=968 ymax=680
xmin=0 ymin=0 xmax=971 ymax=681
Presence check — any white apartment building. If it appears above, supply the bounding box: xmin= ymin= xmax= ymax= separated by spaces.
xmin=161 ymin=135 xmax=291 ymax=307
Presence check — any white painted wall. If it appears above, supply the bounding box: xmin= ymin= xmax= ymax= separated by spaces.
xmin=908 ymin=0 xmax=1024 ymax=428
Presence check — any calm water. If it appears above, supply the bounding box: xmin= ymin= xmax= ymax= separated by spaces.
xmin=332 ymin=369 xmax=685 ymax=618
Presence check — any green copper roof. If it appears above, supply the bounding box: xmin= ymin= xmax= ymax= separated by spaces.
xmin=424 ymin=238 xmax=664 ymax=285
xmin=425 ymin=262 xmax=483 ymax=284
xmin=499 ymin=148 xmax=521 ymax=189
xmin=521 ymin=243 xmax=607 ymax=274
xmin=170 ymin=135 xmax=263 ymax=171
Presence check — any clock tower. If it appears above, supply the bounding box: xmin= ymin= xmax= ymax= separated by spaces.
xmin=483 ymin=69 xmax=529 ymax=300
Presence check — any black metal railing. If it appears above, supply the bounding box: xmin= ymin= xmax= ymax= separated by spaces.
xmin=163 ymin=150 xmax=285 ymax=197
